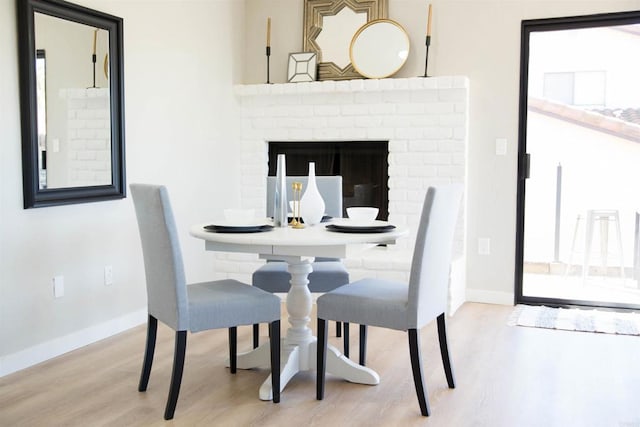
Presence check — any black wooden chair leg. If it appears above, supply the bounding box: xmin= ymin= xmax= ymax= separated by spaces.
xmin=229 ymin=327 xmax=237 ymax=374
xmin=359 ymin=324 xmax=367 ymax=366
xmin=336 ymin=321 xmax=342 ymax=337
xmin=252 ymin=323 xmax=260 ymax=349
xmin=164 ymin=331 xmax=187 ymax=420
xmin=138 ymin=315 xmax=157 ymax=392
xmin=408 ymin=329 xmax=430 ymax=417
xmin=269 ymin=320 xmax=281 ymax=403
xmin=316 ymin=318 xmax=328 ymax=400
xmin=343 ymin=322 xmax=350 ymax=358
xmin=437 ymin=313 xmax=456 ymax=388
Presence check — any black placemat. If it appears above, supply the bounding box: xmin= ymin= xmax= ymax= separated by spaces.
xmin=204 ymin=224 xmax=274 ymax=233
xmin=325 ymin=224 xmax=395 ymax=234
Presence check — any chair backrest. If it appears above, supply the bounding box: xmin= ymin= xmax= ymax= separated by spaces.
xmin=407 ymin=184 xmax=463 ymax=329
xmin=266 ymin=175 xmax=343 ymax=218
xmin=130 ymin=184 xmax=189 ymax=331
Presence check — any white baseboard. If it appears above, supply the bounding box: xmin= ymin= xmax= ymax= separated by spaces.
xmin=0 ymin=308 xmax=147 ymax=378
xmin=466 ymin=289 xmax=514 ymax=306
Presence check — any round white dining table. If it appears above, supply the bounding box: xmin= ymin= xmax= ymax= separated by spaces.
xmin=190 ymin=220 xmax=408 ymax=400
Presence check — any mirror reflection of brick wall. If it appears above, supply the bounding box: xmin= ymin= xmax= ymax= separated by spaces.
xmin=64 ymin=88 xmax=111 ymax=187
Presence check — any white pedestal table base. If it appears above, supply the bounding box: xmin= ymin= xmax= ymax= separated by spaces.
xmin=234 ymin=259 xmax=380 ymax=400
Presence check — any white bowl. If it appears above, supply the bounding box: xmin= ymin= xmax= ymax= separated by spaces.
xmin=223 ymin=208 xmax=255 ymax=224
xmin=346 ymin=207 xmax=379 ymax=223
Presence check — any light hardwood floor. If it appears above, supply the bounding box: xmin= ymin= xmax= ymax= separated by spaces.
xmin=1 ymin=302 xmax=639 ymax=426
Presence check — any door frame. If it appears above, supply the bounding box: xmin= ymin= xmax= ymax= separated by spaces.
xmin=515 ymin=10 xmax=640 ymax=309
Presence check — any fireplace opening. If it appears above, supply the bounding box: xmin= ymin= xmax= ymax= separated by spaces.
xmin=268 ymin=141 xmax=389 ymax=220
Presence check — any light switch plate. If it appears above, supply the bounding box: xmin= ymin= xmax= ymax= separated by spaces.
xmin=495 ymin=138 xmax=507 ymax=156
xmin=104 ymin=265 xmax=113 ymax=286
xmin=53 ymin=275 xmax=64 ymax=298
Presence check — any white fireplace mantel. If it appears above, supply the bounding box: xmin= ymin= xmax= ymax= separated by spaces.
xmin=234 ymin=76 xmax=469 ymax=97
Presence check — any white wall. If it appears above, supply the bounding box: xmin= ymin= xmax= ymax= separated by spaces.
xmin=0 ymin=0 xmax=245 ymax=375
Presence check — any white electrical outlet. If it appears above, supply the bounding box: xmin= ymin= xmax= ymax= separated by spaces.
xmin=53 ymin=275 xmax=64 ymax=298
xmin=104 ymin=265 xmax=113 ymax=286
xmin=478 ymin=238 xmax=491 ymax=255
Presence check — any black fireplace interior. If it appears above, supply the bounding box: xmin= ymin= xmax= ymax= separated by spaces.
xmin=268 ymin=141 xmax=389 ymax=220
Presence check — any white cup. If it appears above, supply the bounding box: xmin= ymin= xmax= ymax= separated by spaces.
xmin=346 ymin=207 xmax=379 ymax=223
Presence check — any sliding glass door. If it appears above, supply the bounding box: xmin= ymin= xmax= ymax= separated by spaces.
xmin=515 ymin=11 xmax=640 ymax=309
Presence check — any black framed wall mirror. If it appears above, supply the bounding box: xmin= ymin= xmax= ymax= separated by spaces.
xmin=17 ymin=0 xmax=125 ymax=208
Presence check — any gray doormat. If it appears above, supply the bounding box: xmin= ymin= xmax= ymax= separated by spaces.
xmin=508 ymin=304 xmax=640 ymax=336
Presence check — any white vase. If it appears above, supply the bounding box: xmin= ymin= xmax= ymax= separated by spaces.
xmin=300 ymin=162 xmax=325 ymax=226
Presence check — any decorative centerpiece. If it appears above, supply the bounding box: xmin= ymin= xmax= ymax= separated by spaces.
xmin=300 ymin=162 xmax=325 ymax=226
xmin=290 ymin=182 xmax=304 ymax=229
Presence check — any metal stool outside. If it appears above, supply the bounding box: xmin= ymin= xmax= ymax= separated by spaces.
xmin=566 ymin=209 xmax=625 ymax=281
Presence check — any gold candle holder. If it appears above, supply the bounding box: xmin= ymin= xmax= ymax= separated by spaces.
xmin=291 ymin=182 xmax=304 ymax=229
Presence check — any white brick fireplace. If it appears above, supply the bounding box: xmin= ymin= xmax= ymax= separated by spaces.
xmin=216 ymin=76 xmax=469 ymax=312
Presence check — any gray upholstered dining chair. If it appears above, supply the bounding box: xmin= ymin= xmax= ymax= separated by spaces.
xmin=253 ymin=176 xmax=356 ymax=356
xmin=316 ymin=184 xmax=463 ymax=416
xmin=130 ymin=184 xmax=282 ymax=420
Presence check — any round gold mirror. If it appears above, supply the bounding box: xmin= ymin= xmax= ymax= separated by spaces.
xmin=349 ymin=19 xmax=410 ymax=79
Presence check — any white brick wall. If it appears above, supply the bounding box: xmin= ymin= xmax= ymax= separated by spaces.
xmin=64 ymin=88 xmax=111 ymax=187
xmin=217 ymin=77 xmax=468 ymax=299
